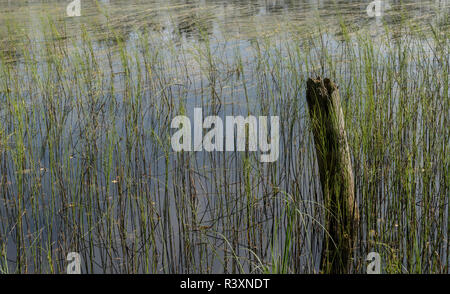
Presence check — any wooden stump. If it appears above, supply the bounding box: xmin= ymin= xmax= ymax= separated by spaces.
xmin=306 ymin=77 xmax=359 ymax=274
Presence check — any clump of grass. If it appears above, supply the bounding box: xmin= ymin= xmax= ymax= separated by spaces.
xmin=0 ymin=3 xmax=448 ymax=273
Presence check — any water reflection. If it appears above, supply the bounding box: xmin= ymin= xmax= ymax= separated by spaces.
xmin=0 ymin=0 xmax=447 ymax=44
xmin=0 ymin=0 xmax=448 ymax=274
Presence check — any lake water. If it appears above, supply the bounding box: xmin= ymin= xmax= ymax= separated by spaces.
xmin=0 ymin=0 xmax=448 ymax=274
xmin=1 ymin=0 xmax=448 ymax=42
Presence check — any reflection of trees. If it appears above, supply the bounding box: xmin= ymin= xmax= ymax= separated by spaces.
xmin=0 ymin=0 xmax=444 ymax=45
xmin=173 ymin=0 xmax=214 ymax=41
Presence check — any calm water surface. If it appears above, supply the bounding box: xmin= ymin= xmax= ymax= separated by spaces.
xmin=0 ymin=0 xmax=448 ymax=273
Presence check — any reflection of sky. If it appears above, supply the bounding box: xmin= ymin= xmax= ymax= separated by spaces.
xmin=0 ymin=0 xmax=447 ymax=274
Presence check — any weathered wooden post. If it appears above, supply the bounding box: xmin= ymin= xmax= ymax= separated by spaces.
xmin=306 ymin=77 xmax=359 ymax=274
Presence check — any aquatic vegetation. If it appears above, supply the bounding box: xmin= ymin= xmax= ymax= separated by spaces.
xmin=0 ymin=0 xmax=448 ymax=273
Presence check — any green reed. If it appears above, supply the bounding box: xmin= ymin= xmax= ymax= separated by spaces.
xmin=0 ymin=9 xmax=448 ymax=273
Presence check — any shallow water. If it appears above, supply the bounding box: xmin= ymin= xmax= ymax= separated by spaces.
xmin=1 ymin=0 xmax=448 ymax=42
xmin=0 ymin=0 xmax=448 ymax=274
